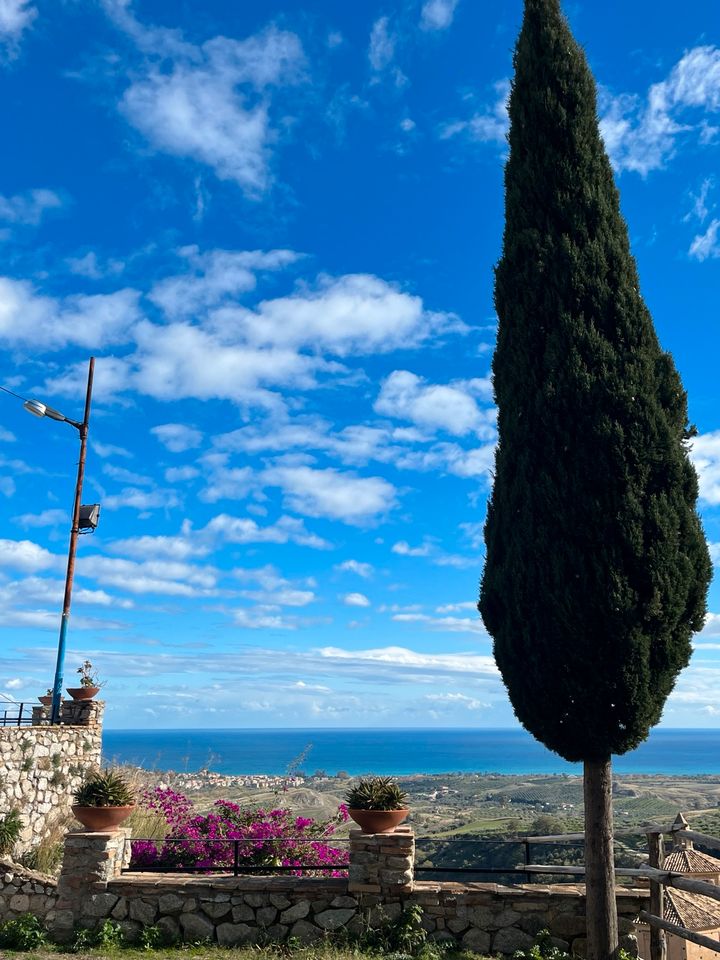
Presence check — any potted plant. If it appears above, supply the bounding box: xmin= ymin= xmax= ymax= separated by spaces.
xmin=345 ymin=776 xmax=409 ymax=834
xmin=38 ymin=689 xmax=53 ymax=707
xmin=72 ymin=770 xmax=136 ymax=830
xmin=66 ymin=660 xmax=102 ymax=701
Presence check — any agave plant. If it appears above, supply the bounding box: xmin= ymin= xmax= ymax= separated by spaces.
xmin=345 ymin=776 xmax=407 ymax=811
xmin=73 ymin=771 xmax=135 ymax=808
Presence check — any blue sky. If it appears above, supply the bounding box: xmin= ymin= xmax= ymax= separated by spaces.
xmin=0 ymin=0 xmax=719 ymax=731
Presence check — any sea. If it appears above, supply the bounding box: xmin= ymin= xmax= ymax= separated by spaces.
xmin=102 ymin=727 xmax=720 ymax=777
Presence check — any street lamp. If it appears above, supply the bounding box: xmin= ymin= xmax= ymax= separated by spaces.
xmin=23 ymin=357 xmax=97 ymax=724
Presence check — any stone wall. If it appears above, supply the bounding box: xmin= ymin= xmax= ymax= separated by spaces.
xmin=0 ymin=857 xmax=57 ymax=924
xmin=0 ymin=701 xmax=103 ymax=854
xmin=43 ymin=825 xmax=648 ymax=956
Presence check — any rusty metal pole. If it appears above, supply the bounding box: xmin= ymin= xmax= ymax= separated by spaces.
xmin=50 ymin=357 xmax=95 ymax=724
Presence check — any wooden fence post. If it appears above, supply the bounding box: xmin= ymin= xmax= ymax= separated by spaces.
xmin=647 ymin=830 xmax=666 ymax=960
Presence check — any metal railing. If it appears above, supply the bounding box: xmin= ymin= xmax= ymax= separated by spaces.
xmin=0 ymin=701 xmax=34 ymax=726
xmin=414 ymin=835 xmax=585 ymax=883
xmin=513 ymin=820 xmax=720 ymax=959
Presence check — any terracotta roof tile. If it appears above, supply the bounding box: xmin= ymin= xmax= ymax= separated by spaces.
xmin=665 ymin=888 xmax=720 ymax=931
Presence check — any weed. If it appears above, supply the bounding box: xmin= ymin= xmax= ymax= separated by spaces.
xmin=0 ymin=912 xmax=47 ymax=950
xmin=0 ymin=808 xmax=23 ymax=856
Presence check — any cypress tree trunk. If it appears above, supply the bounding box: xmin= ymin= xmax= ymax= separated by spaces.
xmin=583 ymin=759 xmax=618 ymax=960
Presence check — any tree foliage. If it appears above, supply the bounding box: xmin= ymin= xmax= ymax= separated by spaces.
xmin=479 ymin=0 xmax=711 ymax=763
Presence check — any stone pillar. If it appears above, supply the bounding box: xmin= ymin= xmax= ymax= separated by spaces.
xmin=49 ymin=828 xmax=130 ymax=941
xmin=60 ymin=699 xmax=105 ymax=727
xmin=348 ymin=825 xmax=415 ymax=896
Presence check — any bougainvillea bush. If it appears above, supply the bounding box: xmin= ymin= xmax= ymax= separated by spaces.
xmin=130 ymin=788 xmax=349 ymax=875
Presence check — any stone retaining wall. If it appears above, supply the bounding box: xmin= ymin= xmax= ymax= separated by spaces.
xmin=0 ymin=702 xmax=103 ymax=853
xmin=43 ymin=826 xmax=647 ymax=956
xmin=0 ymin=857 xmax=57 ymax=924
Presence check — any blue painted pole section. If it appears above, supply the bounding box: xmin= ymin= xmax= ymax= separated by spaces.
xmin=51 ymin=614 xmax=69 ymax=723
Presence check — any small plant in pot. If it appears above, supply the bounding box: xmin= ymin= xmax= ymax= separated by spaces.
xmin=345 ymin=776 xmax=409 ymax=834
xmin=66 ymin=660 xmax=103 ymax=701
xmin=72 ymin=770 xmax=136 ymax=830
xmin=38 ymin=688 xmax=53 ymax=707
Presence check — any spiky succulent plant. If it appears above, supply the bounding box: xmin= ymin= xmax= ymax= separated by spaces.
xmin=345 ymin=776 xmax=407 ymax=810
xmin=73 ymin=771 xmax=135 ymax=807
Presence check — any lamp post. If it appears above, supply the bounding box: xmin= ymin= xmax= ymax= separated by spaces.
xmin=23 ymin=357 xmax=95 ymax=723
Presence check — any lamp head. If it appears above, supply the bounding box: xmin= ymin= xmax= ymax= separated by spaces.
xmin=23 ymin=399 xmax=47 ymax=418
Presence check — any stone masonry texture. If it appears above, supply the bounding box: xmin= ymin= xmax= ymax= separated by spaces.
xmin=33 ymin=825 xmax=647 ymax=956
xmin=0 ymin=700 xmax=103 ymax=854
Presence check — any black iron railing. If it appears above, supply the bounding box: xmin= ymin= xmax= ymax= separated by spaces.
xmin=0 ymin=701 xmax=34 ymax=726
xmin=414 ymin=836 xmax=586 ymax=883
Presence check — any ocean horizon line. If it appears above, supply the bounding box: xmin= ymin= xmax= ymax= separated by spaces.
xmin=102 ymin=727 xmax=720 ymax=776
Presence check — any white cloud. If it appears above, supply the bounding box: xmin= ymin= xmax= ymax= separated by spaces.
xmin=685 ymin=178 xmax=714 ymax=224
xmin=0 ymin=278 xmax=141 ymax=350
xmin=231 ymin=609 xmax=299 ymax=629
xmin=5 ymin=677 xmax=22 ymax=689
xmin=66 ymin=252 xmax=125 ymax=279
xmin=263 ymin=464 xmax=397 ymax=525
xmin=368 ymin=17 xmax=395 ymax=73
xmin=392 ymin=612 xmax=486 ymax=634
xmin=77 ymin=554 xmax=218 ymax=597
xmin=425 ymin=692 xmax=487 ymax=710
xmin=335 ymin=559 xmax=374 ymax=578
xmin=102 ymin=486 xmax=182 ymax=511
xmin=0 ymin=538 xmax=59 ymax=572
xmin=375 ymin=369 xmax=493 ymax=437
xmin=0 ymin=426 xmax=15 ymax=442
xmin=316 ymin=644 xmax=498 ymax=678
xmin=233 ymin=273 xmax=463 ymax=356
xmin=440 ymin=79 xmax=509 ymax=144
xmin=690 ymin=431 xmax=720 ymax=505
xmin=0 ymin=0 xmax=36 ymax=55
xmin=420 ymin=0 xmax=459 ymax=32
xmin=689 ymin=219 xmax=720 ymax=261
xmin=392 ymin=540 xmax=432 ymax=557
xmin=165 ymin=466 xmax=200 ymax=483
xmin=0 ymin=188 xmax=61 ymax=225
xmin=150 ymin=246 xmax=300 ymax=318
xmin=113 ymin=3 xmax=305 ymax=196
xmin=436 ymin=601 xmax=477 ymax=613
xmin=151 ymin=422 xmax=203 ymax=453
xmin=599 ymin=46 xmax=720 ymax=176
xmin=92 ymin=441 xmax=132 ymax=459
xmin=343 ymin=592 xmax=371 ymax=608
xmin=709 ymin=543 xmax=720 ymax=566
xmin=12 ymin=508 xmax=67 ymax=528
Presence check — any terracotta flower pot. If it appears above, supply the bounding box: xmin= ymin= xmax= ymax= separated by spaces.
xmin=66 ymin=686 xmax=100 ymax=701
xmin=38 ymin=696 xmax=52 ymax=706
xmin=348 ymin=808 xmax=409 ymax=834
xmin=71 ymin=804 xmax=135 ymax=831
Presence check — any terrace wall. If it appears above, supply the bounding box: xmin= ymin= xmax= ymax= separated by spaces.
xmin=42 ymin=825 xmax=647 ymax=956
xmin=0 ymin=701 xmax=103 ymax=854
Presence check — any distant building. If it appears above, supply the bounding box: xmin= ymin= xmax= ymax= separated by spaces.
xmin=637 ymin=814 xmax=720 ymax=960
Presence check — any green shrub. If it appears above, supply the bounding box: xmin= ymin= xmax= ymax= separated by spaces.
xmin=0 ymin=912 xmax=47 ymax=950
xmin=94 ymin=918 xmax=125 ymax=948
xmin=139 ymin=924 xmax=167 ymax=949
xmin=0 ymin=808 xmax=23 ymax=856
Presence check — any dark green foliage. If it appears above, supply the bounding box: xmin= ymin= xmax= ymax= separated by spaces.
xmin=345 ymin=777 xmax=408 ymax=810
xmin=73 ymin=770 xmax=135 ymax=807
xmin=480 ymin=0 xmax=711 ymax=762
xmin=0 ymin=912 xmax=47 ymax=950
xmin=0 ymin=808 xmax=23 ymax=856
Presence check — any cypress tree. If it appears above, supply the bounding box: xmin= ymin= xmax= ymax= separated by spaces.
xmin=478 ymin=0 xmax=711 ymax=956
